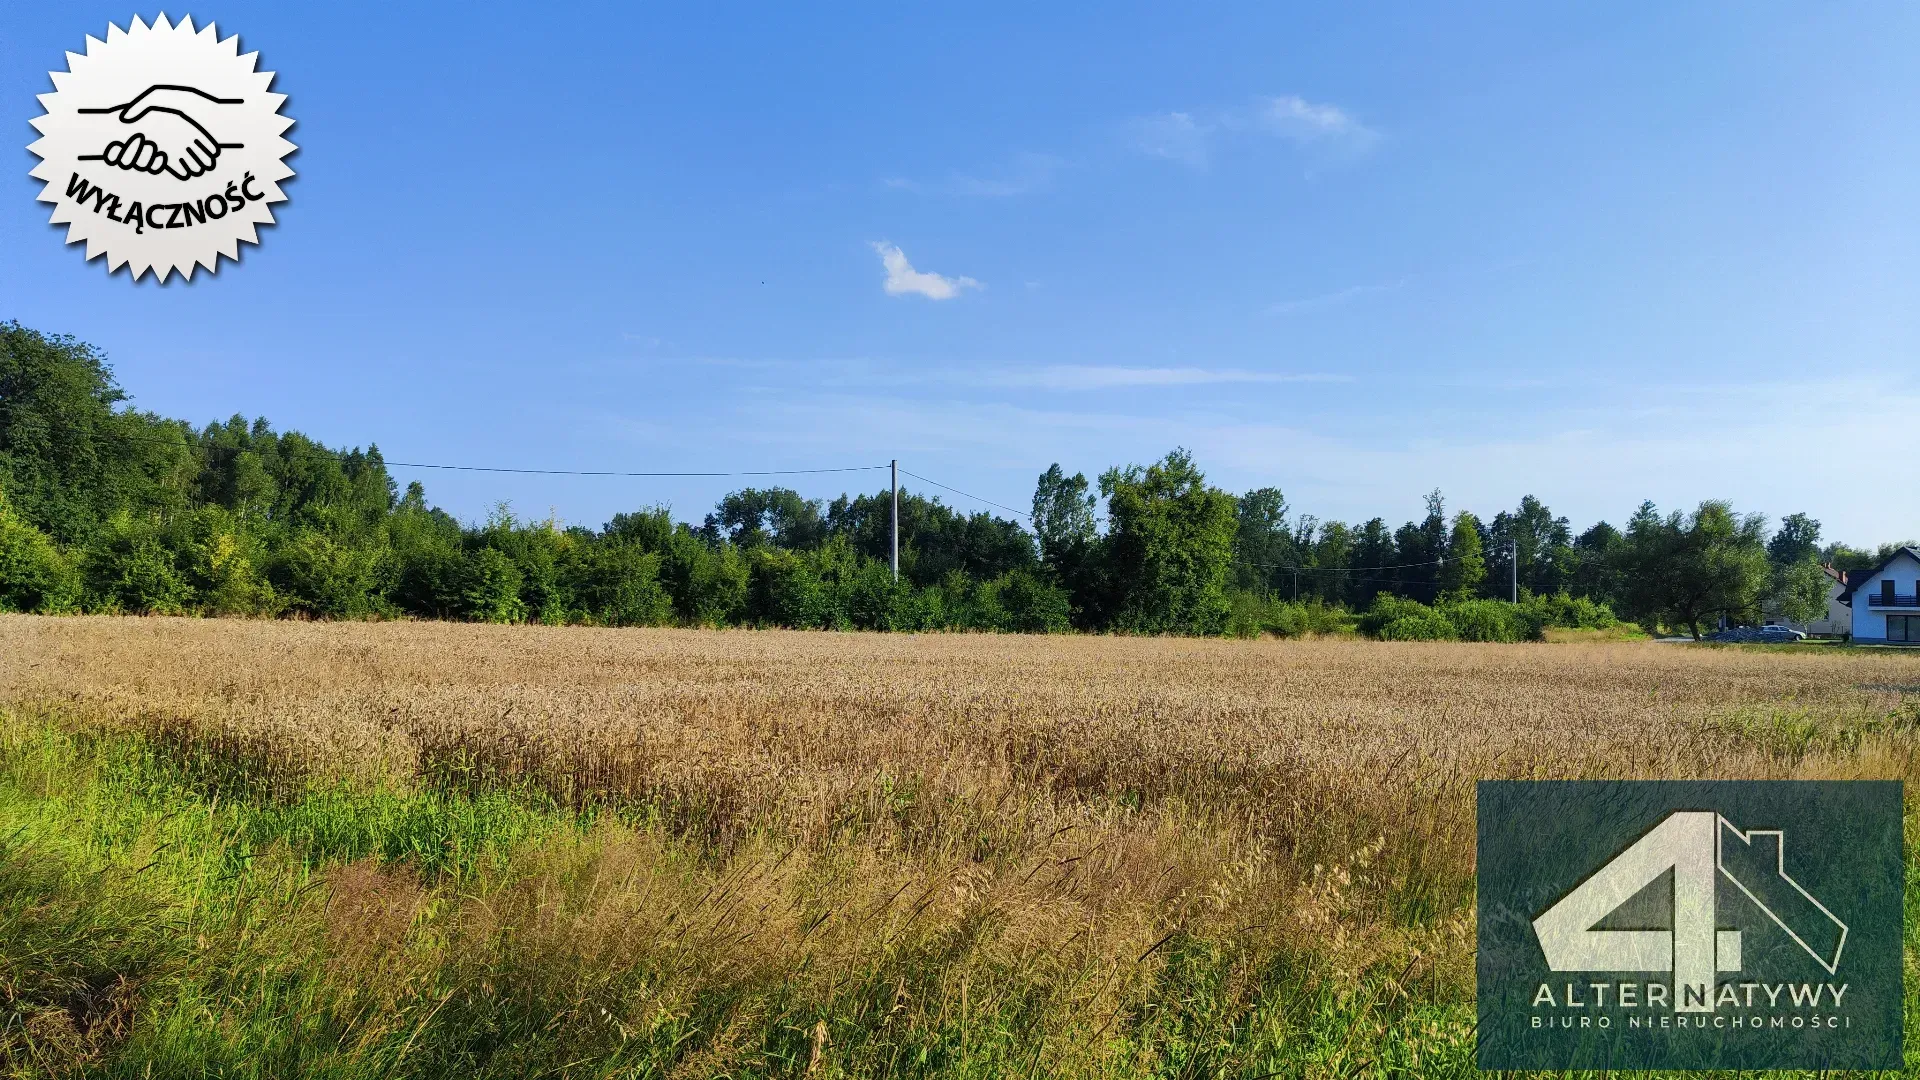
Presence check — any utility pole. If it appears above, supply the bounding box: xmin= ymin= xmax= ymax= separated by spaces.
xmin=1509 ymin=539 xmax=1518 ymax=604
xmin=890 ymin=459 xmax=899 ymax=582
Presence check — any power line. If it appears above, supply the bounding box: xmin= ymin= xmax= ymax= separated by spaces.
xmin=57 ymin=434 xmax=1569 ymax=578
xmin=1241 ymin=553 xmax=1463 ymax=573
xmin=899 ymin=468 xmax=1032 ymax=521
xmin=384 ymin=461 xmax=889 ymax=478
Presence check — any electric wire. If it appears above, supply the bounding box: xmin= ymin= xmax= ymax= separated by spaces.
xmin=65 ymin=428 xmax=1561 ymax=580
xmin=897 ymin=468 xmax=1032 ymax=521
xmin=384 ymin=461 xmax=889 ymax=478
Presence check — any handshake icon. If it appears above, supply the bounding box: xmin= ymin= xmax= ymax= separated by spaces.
xmin=78 ymin=84 xmax=245 ymax=182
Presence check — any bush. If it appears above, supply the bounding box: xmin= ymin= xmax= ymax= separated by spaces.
xmin=80 ymin=513 xmax=194 ymax=615
xmin=0 ymin=490 xmax=79 ymax=613
xmin=1436 ymin=598 xmax=1528 ymax=642
xmin=660 ymin=533 xmax=747 ymax=626
xmin=462 ymin=547 xmax=526 ymax=624
xmin=270 ymin=531 xmax=385 ymax=619
xmin=746 ymin=548 xmax=826 ymax=628
xmin=173 ymin=508 xmax=278 ymax=616
xmin=572 ymin=543 xmax=671 ymax=627
xmin=1358 ymin=592 xmax=1619 ymax=643
xmin=838 ymin=558 xmax=915 ymax=631
xmin=390 ymin=538 xmax=467 ymax=619
xmin=987 ymin=568 xmax=1071 ymax=633
xmin=1521 ymin=591 xmax=1617 ymax=631
xmin=1379 ymin=609 xmax=1458 ymax=641
xmin=1358 ymin=595 xmax=1454 ymax=640
xmin=1227 ymin=592 xmax=1353 ymax=639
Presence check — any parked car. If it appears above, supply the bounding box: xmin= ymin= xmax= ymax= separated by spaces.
xmin=1705 ymin=625 xmax=1806 ymax=643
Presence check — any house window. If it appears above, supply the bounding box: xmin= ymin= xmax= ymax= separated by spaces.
xmin=1892 ymin=615 xmax=1917 ymax=643
xmin=1884 ymin=579 xmax=1897 ymax=603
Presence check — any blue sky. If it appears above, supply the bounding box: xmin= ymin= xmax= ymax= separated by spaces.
xmin=6 ymin=3 xmax=1916 ymax=546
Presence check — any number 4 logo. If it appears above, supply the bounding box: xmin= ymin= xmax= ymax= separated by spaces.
xmin=1532 ymin=811 xmax=1848 ymax=1013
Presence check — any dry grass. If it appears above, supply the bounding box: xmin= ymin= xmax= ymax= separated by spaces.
xmin=1 ymin=615 xmax=1917 ymax=1076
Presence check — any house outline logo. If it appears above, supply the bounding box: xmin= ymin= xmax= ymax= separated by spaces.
xmin=27 ymin=14 xmax=296 ymax=282
xmin=1532 ymin=810 xmax=1848 ymax=1012
xmin=1715 ymin=818 xmax=1848 ymax=976
xmin=1477 ymin=780 xmax=1903 ymax=1070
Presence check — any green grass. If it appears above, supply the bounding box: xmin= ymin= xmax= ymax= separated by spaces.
xmin=0 ymin=711 xmax=1488 ymax=1078
xmin=0 ymin=708 xmax=1913 ymax=1078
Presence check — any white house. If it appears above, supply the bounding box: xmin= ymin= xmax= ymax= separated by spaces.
xmin=1762 ymin=563 xmax=1853 ymax=637
xmin=1836 ymin=546 xmax=1920 ymax=644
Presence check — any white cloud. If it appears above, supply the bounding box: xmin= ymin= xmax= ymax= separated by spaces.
xmin=1265 ymin=278 xmax=1407 ymax=316
xmin=870 ymin=241 xmax=981 ymax=300
xmin=884 ymin=152 xmax=1064 ymax=198
xmin=1258 ymin=95 xmax=1377 ymax=147
xmin=982 ymin=366 xmax=1351 ymax=390
xmin=1129 ymin=95 xmax=1377 ymax=169
xmin=709 ymin=374 xmax=1920 ymax=545
xmin=1129 ymin=111 xmax=1215 ymax=167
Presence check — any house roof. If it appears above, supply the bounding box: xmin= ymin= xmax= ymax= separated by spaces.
xmin=1835 ymin=546 xmax=1920 ymax=603
xmin=1821 ymin=563 xmax=1847 ymax=586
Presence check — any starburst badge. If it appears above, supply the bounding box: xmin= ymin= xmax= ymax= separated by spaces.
xmin=28 ymin=14 xmax=296 ymax=282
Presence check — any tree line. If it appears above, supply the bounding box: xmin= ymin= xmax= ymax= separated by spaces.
xmin=1 ymin=322 xmax=1906 ymax=638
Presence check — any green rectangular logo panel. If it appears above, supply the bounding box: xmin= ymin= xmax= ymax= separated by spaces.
xmin=1477 ymin=780 xmax=1902 ymax=1070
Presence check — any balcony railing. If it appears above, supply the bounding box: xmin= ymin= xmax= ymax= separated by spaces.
xmin=1868 ymin=593 xmax=1920 ymax=607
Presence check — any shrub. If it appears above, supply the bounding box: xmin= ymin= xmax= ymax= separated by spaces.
xmin=80 ymin=513 xmax=194 ymax=615
xmin=1379 ymin=609 xmax=1458 ymax=641
xmin=0 ymin=490 xmax=79 ymax=613
xmin=270 ymin=531 xmax=385 ymax=619
xmin=988 ymin=568 xmax=1071 ymax=634
xmin=572 ymin=543 xmax=671 ymax=627
xmin=839 ymin=558 xmax=914 ymax=631
xmin=390 ymin=538 xmax=467 ymax=619
xmin=1228 ymin=593 xmax=1355 ymax=639
xmin=173 ymin=508 xmax=278 ymax=616
xmin=462 ymin=547 xmax=527 ymax=624
xmin=746 ymin=548 xmax=826 ymax=628
xmin=1521 ymin=591 xmax=1618 ymax=631
xmin=1436 ymin=598 xmax=1528 ymax=642
xmin=660 ymin=533 xmax=747 ymax=626
xmin=1359 ymin=596 xmax=1443 ymax=640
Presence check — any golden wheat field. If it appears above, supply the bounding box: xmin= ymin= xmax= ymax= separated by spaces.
xmin=2 ymin=615 xmax=1918 ymax=1077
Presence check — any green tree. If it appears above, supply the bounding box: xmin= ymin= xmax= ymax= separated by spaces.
xmin=745 ymin=546 xmax=826 ymax=627
xmin=1439 ymin=511 xmax=1486 ymax=598
xmin=1769 ymin=558 xmax=1830 ymax=627
xmin=987 ymin=568 xmax=1071 ymax=633
xmin=1230 ymin=487 xmax=1291 ymax=595
xmin=1568 ymin=521 xmax=1626 ymax=607
xmin=570 ymin=542 xmax=671 ymax=626
xmin=1031 ymin=464 xmax=1105 ymax=626
xmin=1393 ymin=489 xmax=1448 ymax=602
xmin=1766 ymin=513 xmax=1822 ymax=566
xmin=1621 ymin=500 xmax=1770 ymax=639
xmin=1098 ymin=449 xmax=1238 ymax=635
xmin=821 ymin=487 xmax=1034 ymax=587
xmin=1348 ymin=518 xmax=1394 ymax=608
xmin=270 ymin=530 xmax=385 ymax=619
xmin=1821 ymin=542 xmax=1876 ymax=575
xmin=0 ymin=488 xmax=79 ymax=613
xmin=1307 ymin=520 xmax=1352 ymax=605
xmin=660 ymin=531 xmax=747 ymax=626
xmin=462 ymin=547 xmax=527 ymax=623
xmin=1031 ymin=465 xmax=1097 ymax=572
xmin=703 ymin=487 xmax=826 ymax=550
xmin=0 ymin=322 xmax=194 ymax=544
xmin=79 ymin=512 xmax=194 ymax=615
